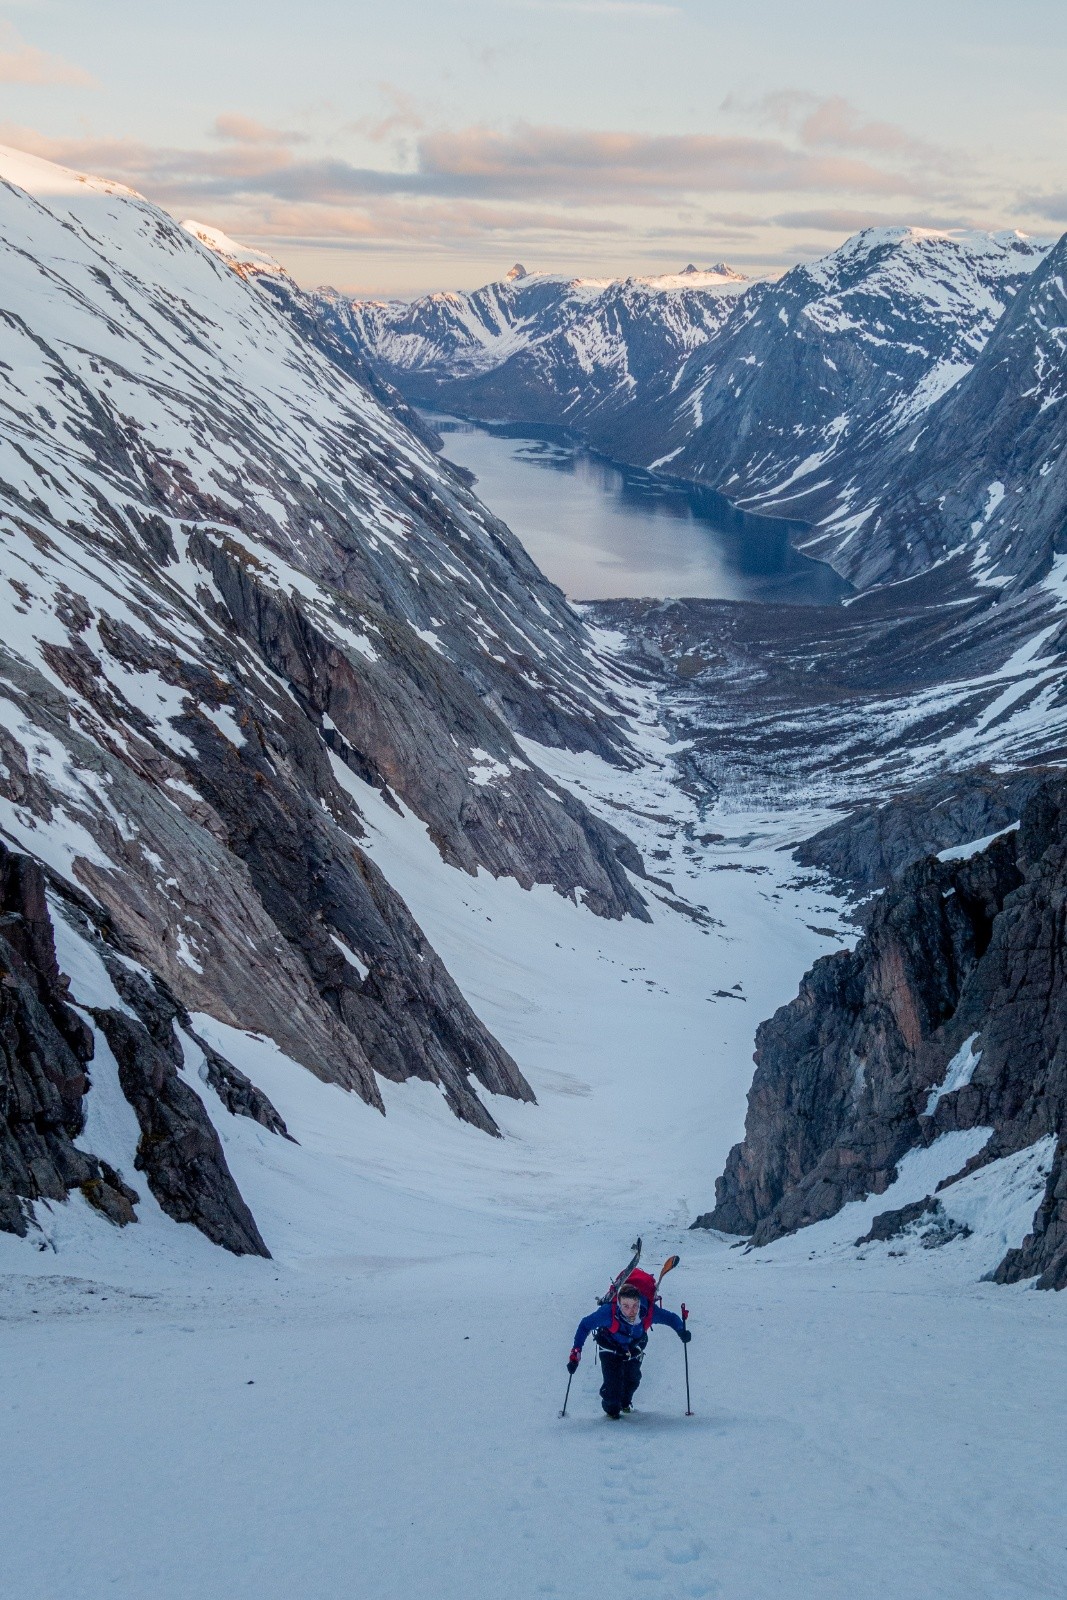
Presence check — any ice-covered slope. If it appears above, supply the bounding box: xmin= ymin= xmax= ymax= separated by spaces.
xmin=0 ymin=139 xmax=665 ymax=1251
xmin=341 ymin=262 xmax=749 ymax=436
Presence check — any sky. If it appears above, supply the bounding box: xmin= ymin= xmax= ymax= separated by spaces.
xmin=1 ymin=0 xmax=1066 ymax=295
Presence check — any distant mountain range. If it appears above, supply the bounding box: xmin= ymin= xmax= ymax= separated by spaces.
xmin=343 ymin=228 xmax=1063 ymax=597
xmin=336 ymin=261 xmax=749 ymax=442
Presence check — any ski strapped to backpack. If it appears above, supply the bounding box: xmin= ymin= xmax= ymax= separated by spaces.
xmin=607 ymin=1253 xmax=681 ymax=1333
xmin=597 ymin=1238 xmax=642 ymax=1307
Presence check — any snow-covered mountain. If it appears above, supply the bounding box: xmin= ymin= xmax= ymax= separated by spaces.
xmin=563 ymin=227 xmax=1050 ymax=513
xmin=810 ymin=231 xmax=1067 ymax=590
xmin=343 ymin=261 xmax=749 ymax=434
xmin=347 ymin=229 xmax=1058 ymax=596
xmin=3 ymin=145 xmax=1067 ymax=1600
xmin=0 ymin=144 xmax=662 ymax=1247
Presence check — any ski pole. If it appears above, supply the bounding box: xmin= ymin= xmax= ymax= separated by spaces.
xmin=681 ymin=1303 xmax=693 ymax=1416
xmin=559 ymin=1367 xmax=575 ymax=1419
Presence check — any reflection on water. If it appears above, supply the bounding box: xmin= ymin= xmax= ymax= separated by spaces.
xmin=426 ymin=414 xmax=850 ymax=605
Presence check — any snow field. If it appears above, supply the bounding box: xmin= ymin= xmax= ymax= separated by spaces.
xmin=2 ymin=701 xmax=1064 ymax=1599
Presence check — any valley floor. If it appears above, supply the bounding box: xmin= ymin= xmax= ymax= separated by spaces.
xmin=1 ymin=672 xmax=1063 ymax=1600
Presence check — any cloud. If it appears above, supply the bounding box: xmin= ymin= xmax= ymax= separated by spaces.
xmin=772 ymin=206 xmax=1004 ymax=233
xmin=351 ymin=84 xmax=426 ymax=144
xmin=412 ymin=124 xmax=925 ymax=201
xmin=8 ymin=117 xmax=927 ymax=211
xmin=772 ymin=207 xmax=896 ymax=232
xmin=0 ymin=103 xmax=1033 ymax=288
xmin=0 ymin=21 xmax=95 ymax=86
xmin=213 ymin=113 xmax=307 ymax=146
xmin=724 ymin=90 xmax=948 ymax=166
xmin=1022 ymin=191 xmax=1067 ymax=223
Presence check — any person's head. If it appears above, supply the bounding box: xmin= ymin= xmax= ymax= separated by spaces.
xmin=618 ymin=1285 xmax=641 ymax=1322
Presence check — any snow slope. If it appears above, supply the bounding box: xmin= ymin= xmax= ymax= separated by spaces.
xmin=0 ymin=140 xmax=652 ymax=1143
xmin=1 ymin=715 xmax=1063 ymax=1599
xmin=0 ymin=150 xmax=1063 ymax=1600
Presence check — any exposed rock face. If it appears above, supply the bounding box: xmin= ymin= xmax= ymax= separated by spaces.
xmin=93 ymin=1008 xmax=269 ymax=1258
xmin=995 ymin=1140 xmax=1067 ymax=1291
xmin=0 ymin=842 xmax=118 ymax=1234
xmin=853 ymin=1195 xmax=969 ymax=1247
xmin=795 ymin=767 xmax=1054 ymax=898
xmin=0 ymin=144 xmax=650 ymax=1154
xmin=697 ymin=778 xmax=1067 ymax=1288
xmin=699 ymin=833 xmax=1022 ymax=1240
xmin=0 ymin=834 xmax=288 ymax=1249
xmin=88 ymin=928 xmax=294 ymax=1141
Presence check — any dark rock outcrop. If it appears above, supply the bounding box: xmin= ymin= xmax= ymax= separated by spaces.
xmin=0 ymin=842 xmax=136 ymax=1235
xmin=994 ymin=1139 xmax=1067 ymax=1291
xmin=697 ymin=777 xmax=1067 ymax=1288
xmin=89 ymin=932 xmax=294 ymax=1141
xmin=93 ymin=1008 xmax=270 ymax=1257
xmin=697 ymin=832 xmax=1022 ymax=1240
xmin=855 ymin=1196 xmax=971 ymax=1249
xmin=795 ymin=766 xmax=1054 ymax=898
xmin=196 ymin=1042 xmax=293 ymax=1140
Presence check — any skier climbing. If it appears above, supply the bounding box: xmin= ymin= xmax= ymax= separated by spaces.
xmin=567 ymin=1274 xmax=691 ymax=1418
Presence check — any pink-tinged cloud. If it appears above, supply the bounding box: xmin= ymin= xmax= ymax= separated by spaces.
xmin=724 ymin=90 xmax=950 ymax=167
xmin=415 ymin=124 xmax=924 ymax=198
xmin=0 ymin=23 xmax=96 ymax=88
xmin=772 ymin=207 xmax=993 ymax=232
xmin=352 ymin=84 xmax=426 ymax=144
xmin=213 ymin=113 xmax=307 ymax=146
xmin=5 ymin=118 xmax=932 ymax=211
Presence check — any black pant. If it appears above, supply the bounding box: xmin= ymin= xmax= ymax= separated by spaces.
xmin=599 ymin=1350 xmax=642 ymax=1415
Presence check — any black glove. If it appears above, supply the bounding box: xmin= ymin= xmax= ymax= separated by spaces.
xmin=567 ymin=1347 xmax=581 ymax=1374
xmin=679 ymin=1328 xmax=692 ymax=1344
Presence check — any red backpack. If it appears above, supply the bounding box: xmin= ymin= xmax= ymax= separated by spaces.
xmin=609 ymin=1268 xmax=659 ymax=1333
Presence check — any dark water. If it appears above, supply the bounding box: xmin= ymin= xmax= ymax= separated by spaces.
xmin=427 ymin=413 xmax=850 ymax=605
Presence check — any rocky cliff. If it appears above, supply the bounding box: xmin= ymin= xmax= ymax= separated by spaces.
xmin=0 ymin=138 xmax=654 ymax=1216
xmin=697 ymin=777 xmax=1067 ymax=1289
xmin=0 ymin=837 xmax=273 ymax=1252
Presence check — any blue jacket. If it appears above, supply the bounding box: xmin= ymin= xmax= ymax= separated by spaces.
xmin=573 ymin=1298 xmax=685 ymax=1353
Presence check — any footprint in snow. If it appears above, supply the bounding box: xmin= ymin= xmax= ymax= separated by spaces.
xmin=617 ymin=1533 xmax=653 ymax=1552
xmin=663 ymin=1540 xmax=706 ymax=1565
